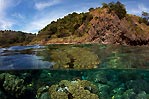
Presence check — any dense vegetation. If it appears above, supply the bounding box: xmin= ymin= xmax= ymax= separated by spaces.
xmin=36 ymin=12 xmax=93 ymax=41
xmin=102 ymin=1 xmax=127 ymax=19
xmin=139 ymin=11 xmax=149 ymax=25
xmin=0 ymin=30 xmax=35 ymax=47
xmin=34 ymin=1 xmax=149 ymax=46
xmin=35 ymin=1 xmax=127 ymax=42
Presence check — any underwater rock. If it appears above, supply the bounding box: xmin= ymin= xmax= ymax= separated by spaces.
xmin=49 ymin=80 xmax=99 ymax=99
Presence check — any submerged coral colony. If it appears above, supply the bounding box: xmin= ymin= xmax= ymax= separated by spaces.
xmin=0 ymin=70 xmax=148 ymax=99
xmin=0 ymin=1 xmax=149 ymax=99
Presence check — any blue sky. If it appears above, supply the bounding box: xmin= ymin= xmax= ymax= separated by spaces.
xmin=0 ymin=0 xmax=149 ymax=33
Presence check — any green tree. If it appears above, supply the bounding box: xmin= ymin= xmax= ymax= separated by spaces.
xmin=139 ymin=11 xmax=149 ymax=25
xmin=102 ymin=1 xmax=127 ymax=19
xmin=89 ymin=8 xmax=94 ymax=11
xmin=38 ymin=12 xmax=90 ymax=39
xmin=102 ymin=3 xmax=108 ymax=8
xmin=142 ymin=11 xmax=149 ymax=25
xmin=142 ymin=11 xmax=149 ymax=16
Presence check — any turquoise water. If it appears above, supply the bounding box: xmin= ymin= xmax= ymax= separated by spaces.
xmin=0 ymin=44 xmax=149 ymax=99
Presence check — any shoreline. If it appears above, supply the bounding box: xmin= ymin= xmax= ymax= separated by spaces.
xmin=1 ymin=41 xmax=149 ymax=48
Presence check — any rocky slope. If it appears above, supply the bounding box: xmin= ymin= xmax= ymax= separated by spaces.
xmin=33 ymin=2 xmax=149 ymax=46
xmin=77 ymin=8 xmax=149 ymax=46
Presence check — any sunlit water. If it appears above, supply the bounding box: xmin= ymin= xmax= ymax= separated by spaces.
xmin=0 ymin=44 xmax=149 ymax=99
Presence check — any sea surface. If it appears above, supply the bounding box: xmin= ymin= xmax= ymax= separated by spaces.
xmin=0 ymin=44 xmax=149 ymax=99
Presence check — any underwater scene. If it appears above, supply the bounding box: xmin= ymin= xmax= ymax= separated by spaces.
xmin=0 ymin=44 xmax=149 ymax=99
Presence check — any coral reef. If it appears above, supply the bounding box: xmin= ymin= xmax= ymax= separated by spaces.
xmin=49 ymin=46 xmax=100 ymax=69
xmin=86 ymin=70 xmax=149 ymax=99
xmin=0 ymin=69 xmax=148 ymax=99
xmin=0 ymin=67 xmax=148 ymax=99
xmin=37 ymin=86 xmax=50 ymax=99
xmin=49 ymin=80 xmax=99 ymax=99
xmin=0 ymin=73 xmax=34 ymax=99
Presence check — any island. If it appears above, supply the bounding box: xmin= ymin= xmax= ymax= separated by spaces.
xmin=0 ymin=1 xmax=149 ymax=47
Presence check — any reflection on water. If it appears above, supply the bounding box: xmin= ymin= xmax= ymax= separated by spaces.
xmin=0 ymin=44 xmax=149 ymax=70
xmin=0 ymin=44 xmax=149 ymax=99
xmin=0 ymin=54 xmax=52 ymax=70
xmin=0 ymin=45 xmax=52 ymax=70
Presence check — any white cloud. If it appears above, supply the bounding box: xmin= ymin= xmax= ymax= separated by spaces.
xmin=128 ymin=4 xmax=149 ymax=15
xmin=21 ymin=11 xmax=68 ymax=33
xmin=0 ymin=0 xmax=7 ymax=16
xmin=35 ymin=0 xmax=61 ymax=10
xmin=0 ymin=0 xmax=13 ymax=29
xmin=0 ymin=0 xmax=20 ymax=30
xmin=12 ymin=13 xmax=25 ymax=19
xmin=22 ymin=17 xmax=52 ymax=33
xmin=23 ymin=2 xmax=96 ymax=33
xmin=0 ymin=20 xmax=14 ymax=29
xmin=138 ymin=4 xmax=148 ymax=11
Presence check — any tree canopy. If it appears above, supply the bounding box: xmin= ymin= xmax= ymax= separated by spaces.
xmin=138 ymin=11 xmax=149 ymax=25
xmin=102 ymin=1 xmax=127 ymax=19
xmin=37 ymin=12 xmax=93 ymax=40
xmin=142 ymin=11 xmax=149 ymax=25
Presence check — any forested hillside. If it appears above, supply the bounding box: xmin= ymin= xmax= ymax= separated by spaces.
xmin=0 ymin=30 xmax=35 ymax=47
xmin=33 ymin=1 xmax=149 ymax=46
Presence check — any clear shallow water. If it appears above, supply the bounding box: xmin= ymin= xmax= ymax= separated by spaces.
xmin=0 ymin=44 xmax=149 ymax=70
xmin=0 ymin=44 xmax=149 ymax=99
xmin=0 ymin=45 xmax=52 ymax=70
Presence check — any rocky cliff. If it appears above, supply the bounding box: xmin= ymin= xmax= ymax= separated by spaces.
xmin=77 ymin=8 xmax=149 ymax=45
xmin=33 ymin=2 xmax=149 ymax=46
